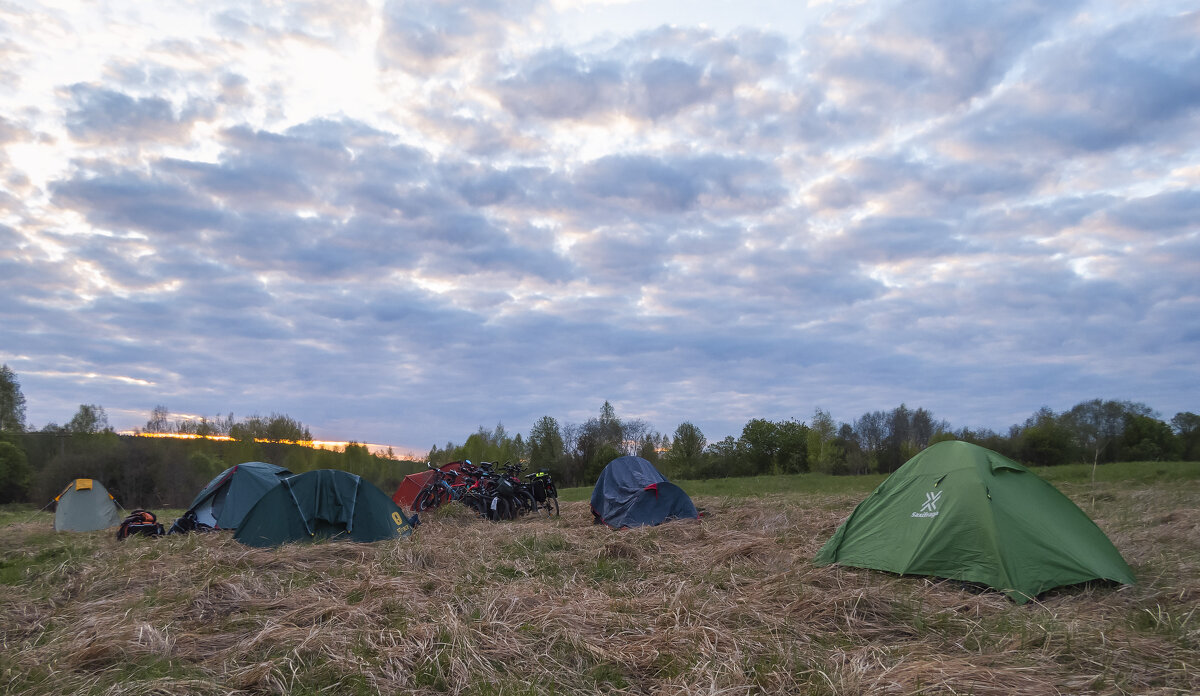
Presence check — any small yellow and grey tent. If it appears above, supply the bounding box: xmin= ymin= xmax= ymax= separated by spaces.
xmin=54 ymin=478 xmax=122 ymax=532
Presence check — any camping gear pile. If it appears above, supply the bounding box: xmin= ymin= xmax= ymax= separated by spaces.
xmin=117 ymin=510 xmax=165 ymax=540
xmin=41 ymin=444 xmax=1138 ymax=603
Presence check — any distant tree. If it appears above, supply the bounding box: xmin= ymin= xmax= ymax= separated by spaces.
xmin=590 ymin=442 xmax=625 ymax=481
xmin=1171 ymin=412 xmax=1200 ymax=461
xmin=144 ymin=405 xmax=172 ymax=433
xmin=1121 ymin=414 xmax=1180 ymax=461
xmin=807 ymin=408 xmax=842 ymax=474
xmin=776 ymin=419 xmax=810 ymax=473
xmin=0 ymin=365 xmax=27 ymax=433
xmin=230 ymin=413 xmax=311 ymax=443
xmin=853 ymin=410 xmax=888 ymax=472
xmin=528 ymin=415 xmax=565 ymax=473
xmin=0 ymin=440 xmax=31 ymax=503
xmin=838 ymin=422 xmax=868 ymax=475
xmin=1018 ymin=407 xmax=1074 ymax=466
xmin=910 ymin=407 xmax=936 ymax=449
xmin=740 ymin=419 xmax=779 ymax=474
xmin=665 ymin=422 xmax=706 ymax=477
xmin=1062 ymin=399 xmax=1151 ymax=467
xmin=67 ymin=404 xmax=110 ymax=435
xmin=636 ymin=432 xmax=666 ymax=463
xmin=597 ymin=401 xmax=623 ymax=448
xmin=705 ymin=436 xmax=744 ymax=477
xmin=567 ymin=402 xmax=635 ymax=483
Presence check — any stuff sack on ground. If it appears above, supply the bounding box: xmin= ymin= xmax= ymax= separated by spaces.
xmin=117 ymin=509 xmax=165 ymax=540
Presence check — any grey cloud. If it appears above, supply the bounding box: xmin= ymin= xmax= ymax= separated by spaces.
xmin=62 ymin=84 xmax=197 ymax=144
xmin=567 ymin=225 xmax=671 ymax=284
xmin=634 ymin=58 xmax=714 ymax=120
xmin=496 ymin=49 xmax=624 ymax=120
xmin=819 ymin=0 xmax=1077 ymax=113
xmin=211 ymin=1 xmax=374 ymax=47
xmin=579 ymin=156 xmax=701 ymax=212
xmin=576 ymin=154 xmax=784 ymax=215
xmin=811 ymin=177 xmax=858 ymax=209
xmin=494 ymin=28 xmax=777 ymax=124
xmin=959 ymin=16 xmax=1200 ymax=154
xmin=51 ymin=167 xmax=225 ymax=234
xmin=1108 ymin=191 xmax=1200 ymax=234
xmin=378 ymin=0 xmax=536 ymax=73
xmin=838 ymin=217 xmax=965 ymax=262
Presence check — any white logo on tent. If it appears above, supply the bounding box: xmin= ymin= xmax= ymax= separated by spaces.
xmin=912 ymin=490 xmax=942 ymax=518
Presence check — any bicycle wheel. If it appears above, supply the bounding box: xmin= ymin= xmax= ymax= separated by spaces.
xmin=489 ymin=496 xmax=511 ymax=522
xmin=543 ymin=496 xmax=559 ymax=518
xmin=413 ymin=489 xmax=433 ymax=512
xmin=465 ymin=495 xmax=487 ymax=519
xmin=516 ymin=491 xmax=535 ymax=516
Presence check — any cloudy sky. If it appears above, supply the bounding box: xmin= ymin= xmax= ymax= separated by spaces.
xmin=2 ymin=0 xmax=1198 ymax=454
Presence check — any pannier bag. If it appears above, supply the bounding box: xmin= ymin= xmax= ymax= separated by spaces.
xmin=167 ymin=510 xmax=214 ymax=535
xmin=117 ymin=509 xmax=165 ymax=540
xmin=530 ymin=477 xmax=548 ymax=503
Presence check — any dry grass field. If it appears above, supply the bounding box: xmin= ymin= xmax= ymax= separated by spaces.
xmin=1 ymin=474 xmax=1197 ymax=695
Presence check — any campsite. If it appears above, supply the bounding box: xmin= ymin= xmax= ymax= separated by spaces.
xmin=1 ymin=459 xmax=1196 ymax=695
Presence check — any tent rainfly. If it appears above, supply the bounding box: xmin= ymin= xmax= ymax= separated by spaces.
xmin=184 ymin=461 xmax=292 ymax=530
xmin=235 ymin=469 xmax=415 ymax=547
xmin=590 ymin=455 xmax=698 ymax=529
xmin=54 ymin=478 xmax=122 ymax=532
xmin=814 ymin=440 xmax=1136 ymax=603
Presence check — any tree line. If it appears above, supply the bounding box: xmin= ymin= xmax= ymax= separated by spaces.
xmin=0 ymin=366 xmax=422 ymax=507
xmin=2 ymin=364 xmax=1198 ymax=506
xmin=429 ymin=399 xmax=1200 ymax=487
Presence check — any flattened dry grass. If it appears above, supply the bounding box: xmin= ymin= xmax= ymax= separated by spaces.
xmin=1 ymin=480 xmax=1197 ymax=695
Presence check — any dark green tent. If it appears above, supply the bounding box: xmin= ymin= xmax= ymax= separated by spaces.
xmin=185 ymin=461 xmax=292 ymax=529
xmin=814 ymin=440 xmax=1135 ymax=603
xmin=234 ymin=469 xmax=415 ymax=547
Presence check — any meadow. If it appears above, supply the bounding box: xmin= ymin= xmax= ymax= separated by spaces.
xmin=1 ymin=463 xmax=1197 ymax=695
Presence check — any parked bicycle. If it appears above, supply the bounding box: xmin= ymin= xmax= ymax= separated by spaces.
xmin=412 ymin=464 xmax=464 ymax=513
xmin=526 ymin=469 xmax=559 ymax=517
xmin=422 ymin=459 xmax=560 ymax=522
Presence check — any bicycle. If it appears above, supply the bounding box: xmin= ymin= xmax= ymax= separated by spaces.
xmin=526 ymin=469 xmax=559 ymax=517
xmin=412 ymin=465 xmax=463 ymax=513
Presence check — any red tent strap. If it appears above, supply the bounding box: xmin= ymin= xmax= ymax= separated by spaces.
xmin=644 ymin=483 xmax=659 ymax=497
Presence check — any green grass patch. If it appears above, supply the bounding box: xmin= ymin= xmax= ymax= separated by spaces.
xmin=1031 ymin=460 xmax=1200 ymax=484
xmin=557 ymin=461 xmax=1200 ymax=501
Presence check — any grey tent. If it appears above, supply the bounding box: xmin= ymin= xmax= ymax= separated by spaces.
xmin=54 ymin=478 xmax=122 ymax=532
xmin=184 ymin=461 xmax=292 ymax=530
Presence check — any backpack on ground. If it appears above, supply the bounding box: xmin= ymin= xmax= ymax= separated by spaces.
xmin=117 ymin=510 xmax=165 ymax=540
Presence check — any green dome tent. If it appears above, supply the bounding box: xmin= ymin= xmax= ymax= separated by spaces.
xmin=814 ymin=440 xmax=1135 ymax=603
xmin=53 ymin=478 xmax=122 ymax=532
xmin=184 ymin=461 xmax=292 ymax=530
xmin=234 ymin=469 xmax=415 ymax=548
